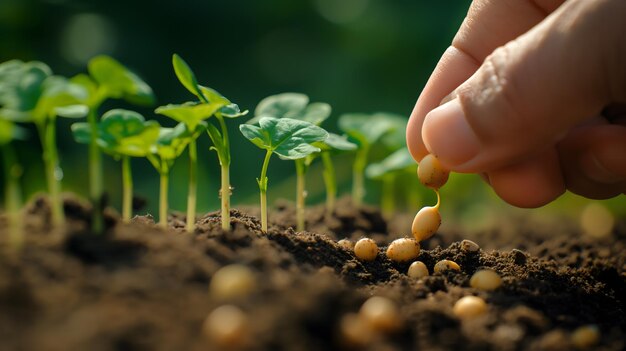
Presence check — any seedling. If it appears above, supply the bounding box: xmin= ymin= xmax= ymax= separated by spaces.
xmin=366 ymin=148 xmax=416 ymax=216
xmin=72 ymin=55 xmax=155 ymax=232
xmin=72 ymin=109 xmax=159 ymax=223
xmin=338 ymin=113 xmax=398 ymax=206
xmin=0 ymin=119 xmax=27 ymax=249
xmin=239 ymin=117 xmax=328 ymax=232
xmin=168 ymin=54 xmax=248 ymax=232
xmin=354 ymin=238 xmax=378 ymax=261
xmin=147 ymin=122 xmax=204 ymax=228
xmin=412 ymin=154 xmax=450 ymax=241
xmin=385 ymin=238 xmax=420 ymax=262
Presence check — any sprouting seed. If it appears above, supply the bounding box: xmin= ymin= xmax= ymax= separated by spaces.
xmin=412 ymin=190 xmax=441 ymax=242
xmin=417 ymin=154 xmax=449 ymax=189
xmin=453 ymin=296 xmax=487 ymax=319
xmin=386 ymin=238 xmax=420 ymax=262
xmin=407 ymin=261 xmax=429 ymax=279
xmin=337 ymin=239 xmax=354 ymax=251
xmin=433 ymin=259 xmax=461 ymax=273
xmin=359 ymin=296 xmax=401 ymax=333
xmin=354 ymin=238 xmax=378 ymax=262
xmin=571 ymin=325 xmax=600 ymax=349
xmin=460 ymin=239 xmax=480 ymax=253
xmin=209 ymin=264 xmax=256 ymax=300
xmin=470 ymin=269 xmax=502 ymax=291
xmin=339 ymin=313 xmax=373 ymax=347
xmin=203 ymin=305 xmax=249 ymax=348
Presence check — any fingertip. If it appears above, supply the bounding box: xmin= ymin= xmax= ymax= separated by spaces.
xmin=406 ymin=109 xmax=428 ymax=163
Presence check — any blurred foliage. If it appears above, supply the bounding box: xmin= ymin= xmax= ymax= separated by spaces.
xmin=0 ymin=0 xmax=623 ymax=227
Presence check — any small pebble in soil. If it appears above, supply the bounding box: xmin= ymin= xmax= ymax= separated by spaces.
xmin=203 ymin=305 xmax=250 ymax=348
xmin=453 ymin=296 xmax=487 ymax=319
xmin=510 ymin=249 xmax=528 ymax=265
xmin=339 ymin=313 xmax=373 ymax=347
xmin=571 ymin=325 xmax=600 ymax=349
xmin=407 ymin=261 xmax=429 ymax=279
xmin=417 ymin=154 xmax=449 ymax=189
xmin=461 ymin=239 xmax=480 ymax=253
xmin=386 ymin=238 xmax=420 ymax=262
xmin=359 ymin=296 xmax=402 ymax=333
xmin=354 ymin=238 xmax=378 ymax=262
xmin=412 ymin=206 xmax=441 ymax=241
xmin=470 ymin=269 xmax=502 ymax=291
xmin=209 ymin=264 xmax=256 ymax=300
xmin=433 ymin=259 xmax=461 ymax=273
xmin=337 ymin=238 xmax=354 ymax=251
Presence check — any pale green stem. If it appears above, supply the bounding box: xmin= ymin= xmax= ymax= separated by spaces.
xmin=87 ymin=108 xmax=103 ymax=233
xmin=217 ymin=116 xmax=231 ymax=231
xmin=39 ymin=119 xmax=64 ymax=226
xmin=381 ymin=174 xmax=395 ymax=217
xmin=186 ymin=139 xmax=197 ymax=233
xmin=1 ymin=143 xmax=23 ymax=249
xmin=258 ymin=149 xmax=273 ymax=233
xmin=159 ymin=171 xmax=169 ymax=228
xmin=121 ymin=156 xmax=132 ymax=223
xmin=434 ymin=189 xmax=441 ymax=210
xmin=352 ymin=145 xmax=369 ymax=207
xmin=321 ymin=152 xmax=336 ymax=217
xmin=295 ymin=159 xmax=306 ymax=232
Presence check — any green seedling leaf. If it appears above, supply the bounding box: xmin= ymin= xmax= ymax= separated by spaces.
xmin=338 ymin=113 xmax=397 ymax=148
xmin=0 ymin=61 xmax=51 ymax=112
xmin=218 ymin=103 xmax=249 ymax=118
xmin=70 ymin=74 xmax=100 ymax=106
xmin=239 ymin=117 xmax=328 ymax=160
xmin=0 ymin=119 xmax=28 ymax=145
xmin=199 ymin=85 xmax=231 ymax=106
xmin=365 ymin=148 xmax=415 ymax=179
xmin=375 ymin=112 xmax=408 ymax=151
xmin=314 ymin=133 xmax=357 ymax=152
xmin=153 ymin=122 xmax=205 ymax=162
xmin=88 ymin=55 xmax=155 ymax=106
xmin=155 ymin=101 xmax=224 ymax=130
xmin=172 ymin=54 xmax=204 ymax=101
xmin=248 ymin=93 xmax=331 ymax=125
xmin=55 ymin=105 xmax=89 ymax=118
xmin=32 ymin=76 xmax=88 ymax=121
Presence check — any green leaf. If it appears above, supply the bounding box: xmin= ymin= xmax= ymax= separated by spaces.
xmin=365 ymin=148 xmax=415 ymax=179
xmin=338 ymin=113 xmax=397 ymax=148
xmin=33 ymin=76 xmax=88 ymax=121
xmin=249 ymin=93 xmax=309 ymax=124
xmin=198 ymin=85 xmax=231 ymax=106
xmin=70 ymin=74 xmax=99 ymax=106
xmin=239 ymin=117 xmax=328 ymax=160
xmin=55 ymin=104 xmax=89 ymax=118
xmin=155 ymin=101 xmax=222 ymax=130
xmin=152 ymin=122 xmax=205 ymax=162
xmin=0 ymin=119 xmax=27 ymax=145
xmin=71 ymin=122 xmax=92 ymax=145
xmin=0 ymin=61 xmax=51 ymax=112
xmin=314 ymin=133 xmax=357 ymax=152
xmin=101 ymin=109 xmax=149 ymax=140
xmin=88 ymin=55 xmax=155 ymax=106
xmin=172 ymin=54 xmax=203 ymax=100
xmin=218 ymin=103 xmax=249 ymax=118
xmin=375 ymin=112 xmax=407 ymax=151
xmin=295 ymin=102 xmax=331 ymax=125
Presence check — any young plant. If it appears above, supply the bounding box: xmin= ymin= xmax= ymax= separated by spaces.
xmin=338 ymin=113 xmax=398 ymax=207
xmin=365 ymin=148 xmax=416 ymax=216
xmin=168 ymin=54 xmax=248 ymax=231
xmin=239 ymin=117 xmax=328 ymax=232
xmin=0 ymin=119 xmax=26 ymax=249
xmin=71 ymin=55 xmax=155 ymax=232
xmin=147 ymin=122 xmax=204 ymax=228
xmin=72 ymin=109 xmax=160 ymax=223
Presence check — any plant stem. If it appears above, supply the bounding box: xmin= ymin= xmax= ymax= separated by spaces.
xmin=258 ymin=149 xmax=273 ymax=233
xmin=320 ymin=152 xmax=336 ymax=217
xmin=352 ymin=145 xmax=369 ymax=207
xmin=217 ymin=116 xmax=231 ymax=231
xmin=1 ymin=143 xmax=23 ymax=249
xmin=87 ymin=109 xmax=103 ymax=233
xmin=121 ymin=156 xmax=132 ymax=223
xmin=295 ymin=159 xmax=306 ymax=232
xmin=381 ymin=174 xmax=395 ymax=217
xmin=186 ymin=139 xmax=197 ymax=233
xmin=40 ymin=120 xmax=64 ymax=226
xmin=159 ymin=171 xmax=169 ymax=229
xmin=434 ymin=189 xmax=441 ymax=210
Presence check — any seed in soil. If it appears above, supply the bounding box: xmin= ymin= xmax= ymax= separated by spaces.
xmin=461 ymin=239 xmax=480 ymax=253
xmin=209 ymin=264 xmax=256 ymax=300
xmin=407 ymin=261 xmax=429 ymax=279
xmin=337 ymin=238 xmax=354 ymax=251
xmin=203 ymin=305 xmax=250 ymax=348
xmin=412 ymin=205 xmax=441 ymax=241
xmin=470 ymin=269 xmax=502 ymax=291
xmin=433 ymin=259 xmax=461 ymax=273
xmin=571 ymin=325 xmax=600 ymax=349
xmin=359 ymin=296 xmax=401 ymax=333
xmin=417 ymin=154 xmax=449 ymax=189
xmin=386 ymin=238 xmax=420 ymax=262
xmin=453 ymin=296 xmax=487 ymax=319
xmin=339 ymin=313 xmax=373 ymax=347
xmin=354 ymin=238 xmax=378 ymax=261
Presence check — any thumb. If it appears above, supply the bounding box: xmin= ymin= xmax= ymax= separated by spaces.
xmin=422 ymin=0 xmax=626 ymax=173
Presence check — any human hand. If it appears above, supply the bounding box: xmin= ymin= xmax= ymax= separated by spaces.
xmin=406 ymin=0 xmax=626 ymax=207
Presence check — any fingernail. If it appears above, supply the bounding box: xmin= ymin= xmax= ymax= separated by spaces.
xmin=422 ymin=99 xmax=480 ymax=167
xmin=580 ymin=152 xmax=622 ymax=184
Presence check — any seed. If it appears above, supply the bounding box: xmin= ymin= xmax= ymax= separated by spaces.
xmin=453 ymin=296 xmax=487 ymax=319
xmin=571 ymin=325 xmax=600 ymax=349
xmin=412 ymin=206 xmax=441 ymax=241
xmin=209 ymin=264 xmax=256 ymax=300
xmin=359 ymin=296 xmax=401 ymax=333
xmin=337 ymin=238 xmax=354 ymax=251
xmin=386 ymin=238 xmax=420 ymax=262
xmin=460 ymin=239 xmax=480 ymax=252
xmin=417 ymin=154 xmax=449 ymax=189
xmin=354 ymin=238 xmax=378 ymax=262
xmin=203 ymin=305 xmax=249 ymax=348
xmin=339 ymin=313 xmax=373 ymax=347
xmin=407 ymin=261 xmax=429 ymax=279
xmin=470 ymin=269 xmax=502 ymax=291
xmin=433 ymin=259 xmax=461 ymax=273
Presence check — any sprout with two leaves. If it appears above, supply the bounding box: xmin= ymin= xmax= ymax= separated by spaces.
xmin=365 ymin=148 xmax=416 ymax=217
xmin=72 ymin=109 xmax=159 ymax=223
xmin=157 ymin=54 xmax=247 ymax=232
xmin=71 ymin=55 xmax=155 ymax=232
xmin=239 ymin=117 xmax=328 ymax=233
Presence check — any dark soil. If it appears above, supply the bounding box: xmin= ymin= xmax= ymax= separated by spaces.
xmin=0 ymin=194 xmax=624 ymax=351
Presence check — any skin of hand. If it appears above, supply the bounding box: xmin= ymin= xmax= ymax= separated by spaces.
xmin=406 ymin=0 xmax=626 ymax=207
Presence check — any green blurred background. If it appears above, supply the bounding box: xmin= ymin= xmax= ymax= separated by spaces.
xmin=1 ymin=0 xmax=623 ymax=231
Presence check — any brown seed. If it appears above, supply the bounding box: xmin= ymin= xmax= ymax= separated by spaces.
xmin=453 ymin=296 xmax=487 ymax=319
xmin=337 ymin=238 xmax=354 ymax=251
xmin=354 ymin=238 xmax=378 ymax=261
xmin=417 ymin=154 xmax=449 ymax=189
xmin=359 ymin=296 xmax=401 ymax=333
xmin=433 ymin=259 xmax=461 ymax=273
xmin=386 ymin=238 xmax=420 ymax=262
xmin=210 ymin=264 xmax=256 ymax=300
xmin=412 ymin=206 xmax=441 ymax=241
xmin=203 ymin=305 xmax=249 ymax=348
xmin=470 ymin=269 xmax=502 ymax=291
xmin=407 ymin=261 xmax=429 ymax=279
xmin=571 ymin=325 xmax=600 ymax=349
xmin=461 ymin=239 xmax=480 ymax=252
